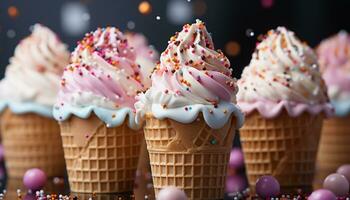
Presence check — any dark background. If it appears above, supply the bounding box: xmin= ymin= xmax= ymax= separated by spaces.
xmin=0 ymin=0 xmax=349 ymax=79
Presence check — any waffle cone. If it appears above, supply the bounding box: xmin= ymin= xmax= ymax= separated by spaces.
xmin=313 ymin=115 xmax=350 ymax=189
xmin=60 ymin=114 xmax=142 ymax=193
xmin=240 ymin=111 xmax=323 ymax=193
xmin=0 ymin=109 xmax=66 ymax=178
xmin=144 ymin=114 xmax=237 ymax=200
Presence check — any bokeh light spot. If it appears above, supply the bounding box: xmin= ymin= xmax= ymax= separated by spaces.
xmin=8 ymin=6 xmax=19 ymax=18
xmin=6 ymin=29 xmax=16 ymax=38
xmin=225 ymin=41 xmax=241 ymax=57
xmin=139 ymin=1 xmax=152 ymax=15
xmin=261 ymin=0 xmax=274 ymax=8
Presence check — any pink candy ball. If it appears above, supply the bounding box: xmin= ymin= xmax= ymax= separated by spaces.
xmin=308 ymin=189 xmax=336 ymax=200
xmin=157 ymin=187 xmax=188 ymax=200
xmin=323 ymin=173 xmax=349 ymax=197
xmin=229 ymin=148 xmax=245 ymax=169
xmin=337 ymin=164 xmax=350 ymax=182
xmin=226 ymin=175 xmax=247 ymax=193
xmin=23 ymin=168 xmax=47 ymax=191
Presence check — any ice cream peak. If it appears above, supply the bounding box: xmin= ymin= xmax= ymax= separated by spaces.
xmin=135 ymin=20 xmax=244 ymax=129
xmin=237 ymin=27 xmax=332 ymax=118
xmin=54 ymin=27 xmax=148 ymax=129
xmin=0 ymin=24 xmax=69 ymax=117
xmin=317 ymin=31 xmax=350 ymax=116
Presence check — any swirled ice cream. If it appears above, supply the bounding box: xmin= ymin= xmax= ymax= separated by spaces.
xmin=0 ymin=24 xmax=69 ymax=117
xmin=135 ymin=20 xmax=244 ymax=129
xmin=317 ymin=31 xmax=350 ymax=116
xmin=126 ymin=33 xmax=158 ymax=88
xmin=53 ymin=27 xmax=149 ymax=129
xmin=237 ymin=27 xmax=333 ymax=118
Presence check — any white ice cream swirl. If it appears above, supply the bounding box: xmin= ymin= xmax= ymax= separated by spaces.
xmin=237 ymin=27 xmax=332 ymax=117
xmin=0 ymin=24 xmax=69 ymax=107
xmin=238 ymin=27 xmax=328 ymax=104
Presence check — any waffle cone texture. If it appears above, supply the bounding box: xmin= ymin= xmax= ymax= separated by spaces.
xmin=240 ymin=111 xmax=323 ymax=192
xmin=144 ymin=114 xmax=237 ymax=200
xmin=313 ymin=115 xmax=350 ymax=189
xmin=59 ymin=114 xmax=142 ymax=193
xmin=0 ymin=109 xmax=66 ymax=178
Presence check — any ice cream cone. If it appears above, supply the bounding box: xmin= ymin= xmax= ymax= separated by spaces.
xmin=0 ymin=109 xmax=65 ymax=178
xmin=59 ymin=114 xmax=142 ymax=193
xmin=313 ymin=115 xmax=350 ymax=189
xmin=143 ymin=114 xmax=237 ymax=200
xmin=240 ymin=111 xmax=323 ymax=193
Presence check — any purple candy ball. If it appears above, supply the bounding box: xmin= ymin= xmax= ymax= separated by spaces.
xmin=337 ymin=164 xmax=350 ymax=183
xmin=0 ymin=145 xmax=4 ymax=162
xmin=229 ymin=148 xmax=245 ymax=169
xmin=157 ymin=187 xmax=188 ymax=200
xmin=323 ymin=173 xmax=349 ymax=197
xmin=226 ymin=175 xmax=247 ymax=193
xmin=23 ymin=168 xmax=47 ymax=191
xmin=308 ymin=189 xmax=336 ymax=200
xmin=255 ymin=175 xmax=280 ymax=198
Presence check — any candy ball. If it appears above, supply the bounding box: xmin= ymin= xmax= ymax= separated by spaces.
xmin=255 ymin=175 xmax=280 ymax=198
xmin=0 ymin=145 xmax=4 ymax=162
xmin=337 ymin=164 xmax=350 ymax=182
xmin=226 ymin=175 xmax=247 ymax=193
xmin=23 ymin=168 xmax=47 ymax=191
xmin=229 ymin=148 xmax=245 ymax=169
xmin=157 ymin=187 xmax=188 ymax=200
xmin=308 ymin=189 xmax=336 ymax=200
xmin=323 ymin=173 xmax=349 ymax=197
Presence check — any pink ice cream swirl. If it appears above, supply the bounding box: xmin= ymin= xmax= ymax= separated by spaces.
xmin=135 ymin=20 xmax=244 ymax=129
xmin=318 ymin=31 xmax=350 ymax=102
xmin=237 ymin=27 xmax=333 ymax=118
xmin=54 ymin=27 xmax=147 ymax=129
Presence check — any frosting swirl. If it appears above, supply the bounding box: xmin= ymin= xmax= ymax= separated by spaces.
xmin=0 ymin=24 xmax=69 ymax=117
xmin=54 ymin=27 xmax=148 ymax=129
xmin=126 ymin=33 xmax=159 ymax=89
xmin=135 ymin=20 xmax=243 ymax=129
xmin=317 ymin=31 xmax=350 ymax=116
xmin=237 ymin=27 xmax=332 ymax=118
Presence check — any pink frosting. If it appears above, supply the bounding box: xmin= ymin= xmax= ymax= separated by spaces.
xmin=239 ymin=100 xmax=333 ymax=119
xmin=317 ymin=31 xmax=350 ymax=95
xmin=57 ymin=27 xmax=145 ymax=110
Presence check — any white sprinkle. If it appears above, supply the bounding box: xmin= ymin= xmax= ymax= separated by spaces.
xmin=156 ymin=16 xmax=161 ymax=20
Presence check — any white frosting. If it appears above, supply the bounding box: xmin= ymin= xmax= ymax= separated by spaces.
xmin=0 ymin=24 xmax=69 ymax=106
xmin=238 ymin=27 xmax=329 ymax=105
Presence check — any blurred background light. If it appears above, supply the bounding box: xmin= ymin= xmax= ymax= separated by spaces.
xmin=225 ymin=41 xmax=241 ymax=57
xmin=167 ymin=0 xmax=193 ymax=25
xmin=61 ymin=2 xmax=90 ymax=36
xmin=7 ymin=6 xmax=19 ymax=18
xmin=139 ymin=1 xmax=152 ymax=15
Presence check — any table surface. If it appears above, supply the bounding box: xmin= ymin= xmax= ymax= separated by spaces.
xmin=0 ymin=177 xmax=245 ymax=200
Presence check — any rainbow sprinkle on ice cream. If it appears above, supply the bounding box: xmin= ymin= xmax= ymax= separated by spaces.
xmin=135 ymin=19 xmax=244 ymax=129
xmin=53 ymin=27 xmax=152 ymax=129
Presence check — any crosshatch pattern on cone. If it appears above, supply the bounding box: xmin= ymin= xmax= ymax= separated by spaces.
xmin=0 ymin=109 xmax=66 ymax=178
xmin=240 ymin=111 xmax=323 ymax=192
xmin=144 ymin=114 xmax=237 ymax=200
xmin=60 ymin=114 xmax=142 ymax=193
